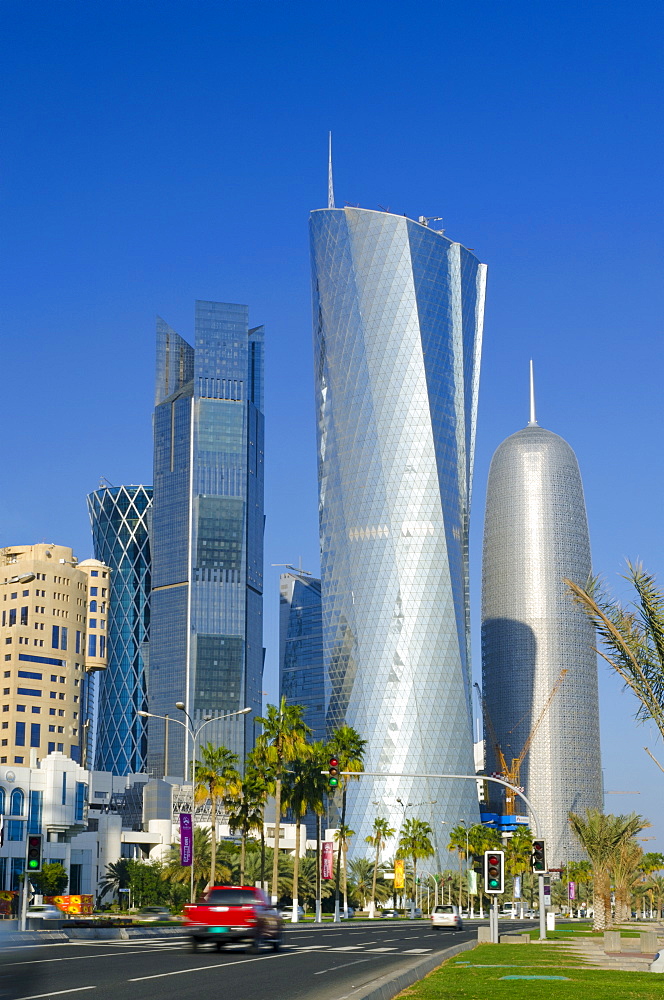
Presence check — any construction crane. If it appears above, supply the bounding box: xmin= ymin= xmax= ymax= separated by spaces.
xmin=474 ymin=669 xmax=567 ymax=814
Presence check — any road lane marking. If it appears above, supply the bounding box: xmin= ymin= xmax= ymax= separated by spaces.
xmin=364 ymin=947 xmax=397 ymax=952
xmin=14 ymin=988 xmax=96 ymax=1000
xmin=333 ymin=946 xmax=363 ymax=951
xmin=313 ymin=958 xmax=370 ymax=975
xmin=402 ymin=948 xmax=432 ymax=954
xmin=4 ymin=948 xmax=177 ymax=967
xmin=128 ymin=949 xmax=298 ymax=980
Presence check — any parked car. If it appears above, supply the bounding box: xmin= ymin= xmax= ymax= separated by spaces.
xmin=183 ymin=886 xmax=283 ymax=953
xmin=431 ymin=904 xmax=463 ymax=931
xmin=26 ymin=905 xmax=62 ymax=920
xmin=278 ymin=905 xmax=304 ymax=920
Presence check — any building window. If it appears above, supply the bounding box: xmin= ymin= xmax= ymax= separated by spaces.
xmin=75 ymin=631 xmax=81 ymax=654
xmin=20 ymin=607 xmax=28 ymax=626
xmin=28 ymin=789 xmax=42 ymax=834
xmin=8 ymin=609 xmax=16 ymax=626
xmin=18 ymin=671 xmax=42 ymax=680
xmin=49 ymin=708 xmax=56 ymax=716
xmin=30 ymin=723 xmax=40 ymax=748
xmin=88 ymin=635 xmax=96 ymax=657
xmin=48 ymin=725 xmax=55 ymax=732
xmin=57 ymin=743 xmax=63 ymax=752
xmin=89 ymin=601 xmax=97 ymax=613
xmin=75 ymin=782 xmax=86 ymax=822
xmin=17 ymin=688 xmax=41 ymax=697
xmin=31 ymin=706 xmax=40 ymax=714
xmin=88 ymin=619 xmax=97 ymax=629
xmin=15 ymin=721 xmax=25 ymax=746
xmin=16 ymin=705 xmax=25 ymax=712
xmin=48 ymin=742 xmax=55 ymax=753
xmin=61 ymin=627 xmax=68 ymax=651
xmin=51 ymin=625 xmax=59 ymax=649
xmin=99 ymin=636 xmax=105 ymax=657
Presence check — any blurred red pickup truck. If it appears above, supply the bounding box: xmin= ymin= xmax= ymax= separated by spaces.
xmin=183 ymin=886 xmax=283 ymax=953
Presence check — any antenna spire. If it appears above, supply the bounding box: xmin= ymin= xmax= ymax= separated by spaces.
xmin=328 ymin=131 xmax=335 ymax=209
xmin=528 ymin=359 xmax=538 ymax=426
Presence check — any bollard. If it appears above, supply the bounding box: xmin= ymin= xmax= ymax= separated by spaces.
xmin=603 ymin=930 xmax=622 ymax=953
xmin=640 ymin=931 xmax=659 ymax=954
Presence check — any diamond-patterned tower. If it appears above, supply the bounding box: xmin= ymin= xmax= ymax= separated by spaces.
xmin=87 ymin=485 xmax=152 ymax=774
xmin=482 ymin=401 xmax=603 ymax=863
xmin=310 ymin=207 xmax=487 ymax=863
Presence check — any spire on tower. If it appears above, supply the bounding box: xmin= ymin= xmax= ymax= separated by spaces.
xmin=328 ymin=131 xmax=335 ymax=210
xmin=528 ymin=359 xmax=538 ymax=426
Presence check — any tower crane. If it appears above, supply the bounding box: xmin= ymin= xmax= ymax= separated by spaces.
xmin=474 ymin=669 xmax=567 ymax=815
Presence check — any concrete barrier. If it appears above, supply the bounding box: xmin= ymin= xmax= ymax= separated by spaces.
xmin=640 ymin=931 xmax=659 ymax=954
xmin=604 ymin=931 xmax=622 ymax=953
xmin=499 ymin=934 xmax=529 ymax=944
xmin=477 ymin=927 xmax=492 ymax=943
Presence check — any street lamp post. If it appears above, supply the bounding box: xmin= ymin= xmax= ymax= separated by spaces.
xmin=138 ymin=705 xmax=250 ymax=902
xmin=458 ymin=818 xmax=470 ymax=915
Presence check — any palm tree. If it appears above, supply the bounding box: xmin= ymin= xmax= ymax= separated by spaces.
xmin=283 ymin=751 xmax=325 ymax=921
xmin=97 ymin=859 xmax=131 ymax=906
xmin=163 ymin=827 xmax=229 ymax=898
xmin=568 ymin=809 xmax=649 ymax=930
xmin=254 ymin=697 xmax=312 ymax=903
xmin=447 ymin=824 xmax=470 ymax=911
xmin=194 ymin=742 xmax=242 ymax=889
xmin=465 ymin=823 xmax=502 ymax=916
xmin=505 ymin=826 xmax=533 ymax=914
xmin=612 ymin=837 xmax=644 ymax=923
xmin=328 ymin=726 xmax=366 ymax=918
xmin=347 ymin=857 xmax=392 ymax=909
xmin=334 ymin=823 xmax=355 ymax=915
xmin=365 ymin=817 xmax=395 ymax=917
xmin=398 ymin=818 xmax=434 ymax=913
xmin=566 ymin=564 xmax=664 ymax=740
xmin=225 ymin=766 xmax=265 ymax=884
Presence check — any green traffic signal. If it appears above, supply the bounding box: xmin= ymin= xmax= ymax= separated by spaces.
xmin=328 ymin=756 xmax=339 ymax=789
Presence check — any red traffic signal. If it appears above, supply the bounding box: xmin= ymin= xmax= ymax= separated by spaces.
xmin=328 ymin=756 xmax=339 ymax=789
xmin=532 ymin=839 xmax=547 ymax=873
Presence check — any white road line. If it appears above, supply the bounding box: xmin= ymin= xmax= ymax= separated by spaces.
xmin=402 ymin=948 xmax=432 ymax=954
xmin=15 ymin=988 xmax=96 ymax=1000
xmin=128 ymin=949 xmax=298 ymax=981
xmin=332 ymin=945 xmax=363 ymax=951
xmin=5 ymin=948 xmax=175 ymax=967
xmin=365 ymin=947 xmax=397 ymax=953
xmin=313 ymin=958 xmax=370 ymax=975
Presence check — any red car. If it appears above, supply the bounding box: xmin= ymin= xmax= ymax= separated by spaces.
xmin=183 ymin=885 xmax=283 ymax=953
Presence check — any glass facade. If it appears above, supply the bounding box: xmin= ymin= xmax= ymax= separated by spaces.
xmin=87 ymin=485 xmax=152 ymax=775
xmin=310 ymin=207 xmax=487 ymax=866
xmin=482 ymin=421 xmax=603 ymax=863
xmin=150 ymin=302 xmax=264 ymax=777
xmin=279 ymin=571 xmax=325 ymax=743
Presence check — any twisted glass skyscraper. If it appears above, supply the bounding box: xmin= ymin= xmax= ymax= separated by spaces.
xmin=150 ymin=301 xmax=264 ymax=778
xmin=310 ymin=207 xmax=487 ymax=863
xmin=481 ymin=397 xmax=603 ymax=863
xmin=87 ymin=485 xmax=152 ymax=775
xmin=279 ymin=570 xmax=325 ymax=744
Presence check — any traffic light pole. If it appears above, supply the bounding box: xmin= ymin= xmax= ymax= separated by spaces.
xmin=539 ymin=874 xmax=546 ymax=941
xmin=491 ymin=897 xmax=499 ymax=944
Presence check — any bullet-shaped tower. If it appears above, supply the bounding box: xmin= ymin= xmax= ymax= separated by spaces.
xmin=481 ymin=368 xmax=602 ymax=863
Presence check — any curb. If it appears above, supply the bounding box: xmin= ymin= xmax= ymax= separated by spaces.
xmin=351 ymin=939 xmax=476 ymax=1000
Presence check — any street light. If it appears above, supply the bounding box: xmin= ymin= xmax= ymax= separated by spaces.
xmin=138 ymin=705 xmax=250 ymax=902
xmin=3 ymin=574 xmax=36 ymax=585
xmin=458 ymin=818 xmax=470 ymax=914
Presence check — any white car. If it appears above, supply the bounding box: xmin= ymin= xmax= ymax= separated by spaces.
xmin=431 ymin=904 xmax=463 ymax=931
xmin=26 ymin=904 xmax=62 ymax=920
xmin=651 ymin=950 xmax=664 ymax=973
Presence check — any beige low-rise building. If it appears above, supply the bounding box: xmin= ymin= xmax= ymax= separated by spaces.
xmin=0 ymin=544 xmax=108 ymax=767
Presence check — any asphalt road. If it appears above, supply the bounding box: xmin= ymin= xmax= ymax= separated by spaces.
xmin=1 ymin=919 xmax=513 ymax=1000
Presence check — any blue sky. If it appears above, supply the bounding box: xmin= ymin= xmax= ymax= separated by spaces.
xmin=1 ymin=1 xmax=662 ymax=850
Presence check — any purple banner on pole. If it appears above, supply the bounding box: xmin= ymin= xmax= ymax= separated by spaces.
xmin=568 ymin=881 xmax=576 ymax=901
xmin=180 ymin=813 xmax=193 ymax=866
xmin=322 ymin=841 xmax=334 ymax=880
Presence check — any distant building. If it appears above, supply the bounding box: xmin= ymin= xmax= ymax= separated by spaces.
xmin=279 ymin=570 xmax=325 ymax=743
xmin=0 ymin=544 xmax=108 ymax=768
xmin=310 ymin=205 xmax=486 ymax=864
xmin=87 ymin=485 xmax=153 ymax=776
xmin=149 ymin=302 xmax=265 ymax=777
xmin=481 ymin=379 xmax=603 ymax=862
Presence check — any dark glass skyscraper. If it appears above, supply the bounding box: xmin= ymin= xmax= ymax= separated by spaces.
xmin=310 ymin=207 xmax=487 ymax=864
xmin=87 ymin=485 xmax=152 ymax=775
xmin=482 ymin=389 xmax=602 ymax=862
xmin=279 ymin=570 xmax=325 ymax=743
xmin=150 ymin=301 xmax=264 ymax=777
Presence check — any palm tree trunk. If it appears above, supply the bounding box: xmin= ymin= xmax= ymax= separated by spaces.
xmin=342 ymin=842 xmax=348 ymax=916
xmin=292 ymin=811 xmax=301 ymax=922
xmin=334 ymin=786 xmax=346 ymax=920
xmin=271 ymin=775 xmax=282 ymax=904
xmin=412 ymin=857 xmax=417 ymax=915
xmin=210 ymin=792 xmax=217 ymax=889
xmin=240 ymin=831 xmax=246 ymax=884
xmin=592 ymin=871 xmax=610 ymax=931
xmin=260 ymin=825 xmax=266 ymax=891
xmin=370 ymin=842 xmax=379 ymax=919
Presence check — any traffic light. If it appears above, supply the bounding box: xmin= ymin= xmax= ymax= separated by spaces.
xmin=328 ymin=756 xmax=339 ymax=789
xmin=484 ymin=850 xmax=504 ymax=893
xmin=27 ymin=834 xmax=43 ymax=873
xmin=532 ymin=839 xmax=547 ymax=874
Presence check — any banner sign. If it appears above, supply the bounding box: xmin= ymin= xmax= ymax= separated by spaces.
xmin=467 ymin=869 xmax=477 ymax=895
xmin=322 ymin=841 xmax=334 ymax=880
xmin=568 ymin=881 xmax=576 ymax=901
xmin=180 ymin=813 xmax=193 ymax=866
xmin=513 ymin=875 xmax=521 ymax=899
xmin=394 ymin=858 xmax=405 ymax=889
